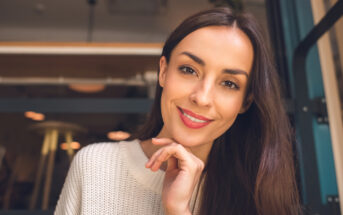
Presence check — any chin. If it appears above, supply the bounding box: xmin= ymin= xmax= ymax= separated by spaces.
xmin=171 ymin=130 xmax=212 ymax=148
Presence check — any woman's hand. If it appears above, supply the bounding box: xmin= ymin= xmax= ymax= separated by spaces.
xmin=145 ymin=138 xmax=204 ymax=215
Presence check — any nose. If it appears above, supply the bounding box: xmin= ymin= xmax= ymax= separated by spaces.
xmin=189 ymin=79 xmax=214 ymax=107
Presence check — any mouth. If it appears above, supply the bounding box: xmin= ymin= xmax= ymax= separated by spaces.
xmin=177 ymin=107 xmax=213 ymax=129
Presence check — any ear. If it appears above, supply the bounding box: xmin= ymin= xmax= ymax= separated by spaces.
xmin=239 ymin=93 xmax=253 ymax=114
xmin=159 ymin=56 xmax=168 ymax=88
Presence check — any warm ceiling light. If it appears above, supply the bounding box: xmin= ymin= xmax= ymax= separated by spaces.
xmin=31 ymin=113 xmax=45 ymax=121
xmin=69 ymin=84 xmax=105 ymax=93
xmin=107 ymin=131 xmax=130 ymax=141
xmin=60 ymin=141 xmax=81 ymax=150
xmin=24 ymin=111 xmax=36 ymax=119
xmin=24 ymin=111 xmax=45 ymax=121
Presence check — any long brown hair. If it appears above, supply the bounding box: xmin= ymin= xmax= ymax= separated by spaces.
xmin=133 ymin=7 xmax=301 ymax=215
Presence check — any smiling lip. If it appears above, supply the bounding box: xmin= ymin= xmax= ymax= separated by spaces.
xmin=177 ymin=107 xmax=213 ymax=129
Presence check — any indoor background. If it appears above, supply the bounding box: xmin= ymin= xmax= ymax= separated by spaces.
xmin=0 ymin=0 xmax=342 ymax=214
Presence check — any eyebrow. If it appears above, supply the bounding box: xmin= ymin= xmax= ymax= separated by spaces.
xmin=181 ymin=51 xmax=205 ymax=66
xmin=223 ymin=69 xmax=249 ymax=78
xmin=180 ymin=51 xmax=249 ymax=78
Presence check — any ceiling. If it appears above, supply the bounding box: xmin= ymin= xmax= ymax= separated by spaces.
xmin=0 ymin=0 xmax=268 ymax=42
xmin=0 ymin=0 xmax=213 ymax=42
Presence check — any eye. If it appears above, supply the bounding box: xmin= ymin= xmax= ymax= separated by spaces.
xmin=178 ymin=65 xmax=197 ymax=76
xmin=222 ymin=80 xmax=240 ymax=90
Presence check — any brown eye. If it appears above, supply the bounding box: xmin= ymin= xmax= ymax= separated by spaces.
xmin=222 ymin=80 xmax=240 ymax=90
xmin=178 ymin=65 xmax=196 ymax=76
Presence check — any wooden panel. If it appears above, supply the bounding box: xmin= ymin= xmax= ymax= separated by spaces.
xmin=311 ymin=0 xmax=343 ymax=213
xmin=0 ymin=54 xmax=159 ymax=78
xmin=0 ymin=42 xmax=163 ymax=55
xmin=0 ymin=42 xmax=163 ymax=47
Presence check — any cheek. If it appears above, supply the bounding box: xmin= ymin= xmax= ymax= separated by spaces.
xmin=214 ymin=94 xmax=244 ymax=127
xmin=208 ymin=106 xmax=239 ymax=141
xmin=162 ymin=72 xmax=195 ymax=102
xmin=160 ymin=73 xmax=190 ymax=120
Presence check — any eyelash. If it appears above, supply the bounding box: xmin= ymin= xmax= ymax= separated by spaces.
xmin=221 ymin=80 xmax=240 ymax=90
xmin=179 ymin=65 xmax=197 ymax=75
xmin=178 ymin=65 xmax=240 ymax=90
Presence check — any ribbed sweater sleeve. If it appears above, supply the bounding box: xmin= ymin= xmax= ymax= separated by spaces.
xmin=54 ymin=147 xmax=83 ymax=215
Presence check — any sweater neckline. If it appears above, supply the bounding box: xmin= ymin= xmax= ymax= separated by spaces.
xmin=120 ymin=139 xmax=165 ymax=194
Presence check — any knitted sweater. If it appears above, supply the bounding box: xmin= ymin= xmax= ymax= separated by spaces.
xmin=54 ymin=139 xmax=201 ymax=215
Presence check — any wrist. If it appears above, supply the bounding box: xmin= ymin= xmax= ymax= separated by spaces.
xmin=165 ymin=210 xmax=192 ymax=215
xmin=164 ymin=207 xmax=192 ymax=215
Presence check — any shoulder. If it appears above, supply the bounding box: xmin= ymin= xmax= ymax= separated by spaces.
xmin=72 ymin=139 xmax=139 ymax=169
xmin=73 ymin=142 xmax=114 ymax=163
xmin=76 ymin=139 xmax=139 ymax=157
xmin=77 ymin=142 xmax=118 ymax=156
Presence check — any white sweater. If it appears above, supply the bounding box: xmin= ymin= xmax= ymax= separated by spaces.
xmin=54 ymin=139 xmax=201 ymax=215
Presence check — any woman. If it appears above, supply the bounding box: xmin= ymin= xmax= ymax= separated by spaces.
xmin=55 ymin=7 xmax=301 ymax=215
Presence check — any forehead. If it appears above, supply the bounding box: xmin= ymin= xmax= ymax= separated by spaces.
xmin=170 ymin=26 xmax=254 ymax=75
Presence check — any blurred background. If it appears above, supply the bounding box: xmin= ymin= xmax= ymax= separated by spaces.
xmin=0 ymin=0 xmax=342 ymax=214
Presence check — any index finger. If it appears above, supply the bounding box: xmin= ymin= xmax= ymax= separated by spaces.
xmin=152 ymin=138 xmax=192 ymax=153
xmin=151 ymin=137 xmax=175 ymax=145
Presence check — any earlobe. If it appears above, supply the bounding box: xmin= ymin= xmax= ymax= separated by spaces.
xmin=159 ymin=56 xmax=168 ymax=88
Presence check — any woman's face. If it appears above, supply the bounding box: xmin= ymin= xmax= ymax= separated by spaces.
xmin=158 ymin=26 xmax=254 ymax=151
